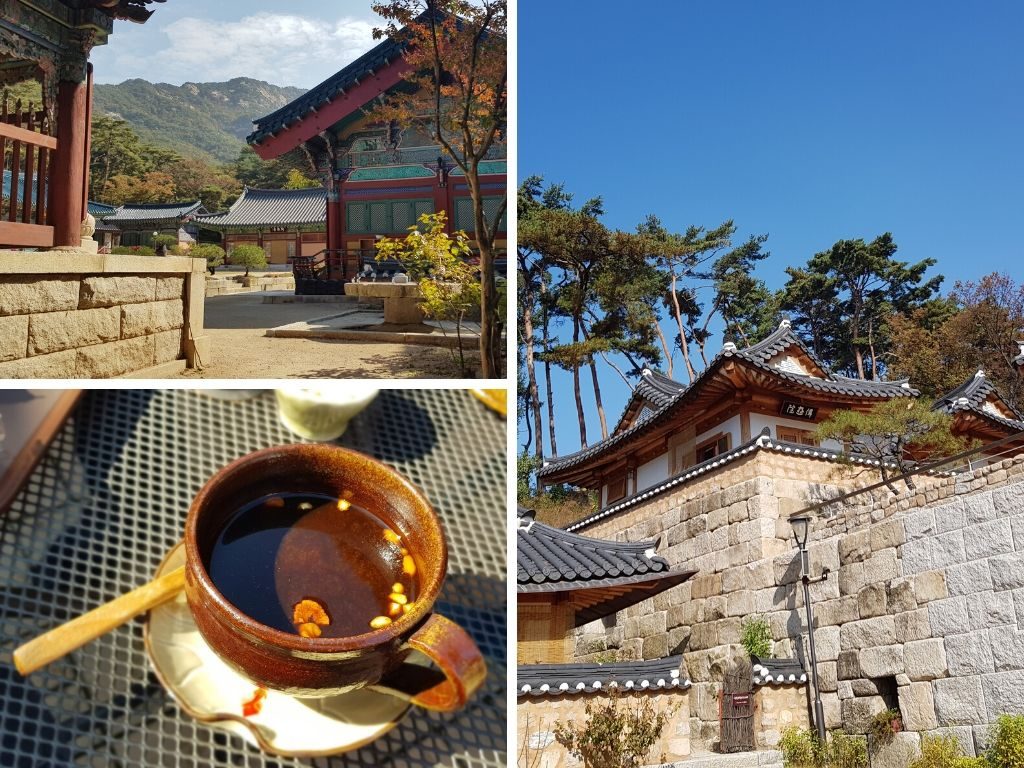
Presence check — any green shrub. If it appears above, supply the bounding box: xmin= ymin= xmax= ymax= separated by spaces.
xmin=780 ymin=726 xmax=818 ymax=768
xmin=824 ymin=732 xmax=867 ymax=768
xmin=780 ymin=728 xmax=866 ymax=768
xmin=868 ymin=709 xmax=903 ymax=745
xmin=740 ymin=615 xmax=773 ymax=658
xmin=151 ymin=234 xmax=178 ymax=250
xmin=228 ymin=244 xmax=267 ymax=276
xmin=111 ymin=245 xmax=156 ymax=256
xmin=553 ymin=687 xmax=672 ymax=768
xmin=988 ymin=713 xmax=1024 ymax=768
xmin=191 ymin=243 xmax=226 ymax=274
xmin=911 ymin=733 xmax=986 ymax=768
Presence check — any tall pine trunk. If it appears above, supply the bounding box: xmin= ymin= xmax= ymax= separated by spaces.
xmin=541 ymin=287 xmax=558 ymax=457
xmin=521 ymin=287 xmax=544 ymax=460
xmin=589 ymin=358 xmax=608 ymax=439
xmin=654 ymin=323 xmax=673 ymax=377
xmin=572 ymin=316 xmax=588 ymax=448
xmin=668 ymin=273 xmax=697 ymax=383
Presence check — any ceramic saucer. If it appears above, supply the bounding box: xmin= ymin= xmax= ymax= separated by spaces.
xmin=144 ymin=543 xmax=412 ymax=757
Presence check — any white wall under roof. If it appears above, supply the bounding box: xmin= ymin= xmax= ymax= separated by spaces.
xmin=695 ymin=414 xmax=742 ymax=453
xmin=636 ymin=453 xmax=670 ymax=493
xmin=750 ymin=413 xmax=843 ymax=451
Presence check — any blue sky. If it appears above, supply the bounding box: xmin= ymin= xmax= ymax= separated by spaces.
xmin=90 ymin=1 xmax=381 ymax=88
xmin=519 ymin=0 xmax=1024 ymax=459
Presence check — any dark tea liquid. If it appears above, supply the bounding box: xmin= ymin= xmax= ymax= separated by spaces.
xmin=206 ymin=493 xmax=416 ymax=637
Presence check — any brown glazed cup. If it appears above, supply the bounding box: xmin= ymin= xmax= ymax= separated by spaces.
xmin=183 ymin=444 xmax=487 ymax=712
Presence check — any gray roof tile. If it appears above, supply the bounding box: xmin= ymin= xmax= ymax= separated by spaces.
xmin=518 ymin=656 xmax=689 ymax=697
xmin=932 ymin=370 xmax=1024 ymax=430
xmin=195 ymin=187 xmax=325 ymax=229
xmin=103 ymin=201 xmax=204 ymax=223
xmin=517 ymin=506 xmax=669 ymax=588
xmin=752 ymin=656 xmax=807 ymax=686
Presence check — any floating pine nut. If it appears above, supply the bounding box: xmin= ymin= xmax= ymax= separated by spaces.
xmin=370 ymin=616 xmax=392 ymax=629
xmin=336 ymin=499 xmax=351 ymax=511
xmin=292 ymin=598 xmax=330 ymax=627
xmin=299 ymin=502 xmax=313 ymax=511
xmin=264 ymin=496 xmax=285 ymax=509
xmin=298 ymin=622 xmax=322 ymax=638
xmin=383 ymin=529 xmax=401 ymax=544
xmin=387 ymin=601 xmax=403 ymax=617
xmin=388 ymin=592 xmax=407 ymax=605
xmin=402 ymin=555 xmax=416 ymax=576
xmin=402 ymin=602 xmax=414 ymax=614
xmin=391 ymin=582 xmax=404 ymax=594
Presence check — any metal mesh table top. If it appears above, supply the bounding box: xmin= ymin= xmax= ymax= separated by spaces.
xmin=0 ymin=389 xmax=507 ymax=768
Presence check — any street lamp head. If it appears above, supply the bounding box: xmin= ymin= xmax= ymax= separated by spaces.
xmin=790 ymin=513 xmax=812 ymax=550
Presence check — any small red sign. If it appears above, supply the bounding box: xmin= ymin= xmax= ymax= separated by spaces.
xmin=732 ymin=694 xmax=750 ymax=707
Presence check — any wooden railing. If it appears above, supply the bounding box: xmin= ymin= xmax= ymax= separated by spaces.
xmin=0 ymin=97 xmax=57 ymax=248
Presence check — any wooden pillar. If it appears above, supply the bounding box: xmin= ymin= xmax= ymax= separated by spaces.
xmin=51 ymin=72 xmax=90 ymax=247
xmin=326 ymin=188 xmax=344 ymax=280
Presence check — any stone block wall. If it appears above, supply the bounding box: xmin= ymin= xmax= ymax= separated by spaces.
xmin=0 ymin=254 xmax=208 ymax=377
xmin=518 ymin=689 xmax=690 ymax=768
xmin=568 ymin=446 xmax=1022 ymax=755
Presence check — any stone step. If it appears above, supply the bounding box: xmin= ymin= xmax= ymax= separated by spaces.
xmin=655 ymin=750 xmax=783 ymax=768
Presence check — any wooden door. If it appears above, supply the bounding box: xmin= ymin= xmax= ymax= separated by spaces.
xmin=720 ymin=659 xmax=754 ymax=753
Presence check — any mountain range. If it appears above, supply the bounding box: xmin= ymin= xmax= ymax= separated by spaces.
xmin=92 ymin=77 xmax=307 ymax=164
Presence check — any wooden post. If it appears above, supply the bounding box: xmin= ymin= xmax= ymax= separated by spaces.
xmin=51 ymin=75 xmax=89 ymax=247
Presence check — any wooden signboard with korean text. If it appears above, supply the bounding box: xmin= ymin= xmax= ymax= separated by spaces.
xmin=779 ymin=401 xmax=817 ymax=421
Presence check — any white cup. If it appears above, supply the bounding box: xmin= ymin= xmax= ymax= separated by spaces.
xmin=274 ymin=385 xmax=380 ymax=441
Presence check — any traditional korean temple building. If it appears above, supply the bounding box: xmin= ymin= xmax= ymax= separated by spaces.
xmin=246 ymin=20 xmax=506 ymax=285
xmin=101 ymin=200 xmax=205 ymax=248
xmin=195 ymin=186 xmax=326 ymax=266
xmin=540 ymin=319 xmax=917 ymax=516
xmin=87 ymin=200 xmax=119 ymax=250
xmin=932 ymin=370 xmax=1024 ymax=458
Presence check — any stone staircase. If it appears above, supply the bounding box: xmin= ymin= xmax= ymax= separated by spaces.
xmin=206 ymin=272 xmax=295 ymax=296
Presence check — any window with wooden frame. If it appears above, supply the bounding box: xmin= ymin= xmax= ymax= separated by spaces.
xmin=668 ymin=432 xmax=689 ymax=475
xmin=695 ymin=432 xmax=730 ymax=464
xmin=605 ymin=475 xmax=627 ymax=504
xmin=777 ymin=426 xmax=819 ymax=446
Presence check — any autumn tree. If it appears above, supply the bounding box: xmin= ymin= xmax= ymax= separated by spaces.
xmin=888 ymin=273 xmax=1024 ymax=406
xmin=372 ymin=0 xmax=507 ymax=378
xmin=101 ymin=171 xmax=176 ymax=205
xmin=781 ymin=234 xmax=943 ymax=380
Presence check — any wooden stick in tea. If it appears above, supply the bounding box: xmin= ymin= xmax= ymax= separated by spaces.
xmin=13 ymin=565 xmax=186 ymax=676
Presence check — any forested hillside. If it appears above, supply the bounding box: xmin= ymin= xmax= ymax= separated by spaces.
xmin=93 ymin=77 xmax=307 ymax=163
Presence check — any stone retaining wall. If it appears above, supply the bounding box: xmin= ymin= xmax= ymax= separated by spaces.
xmin=567 ymin=447 xmax=1024 ymax=757
xmin=0 ymin=253 xmax=208 ymax=377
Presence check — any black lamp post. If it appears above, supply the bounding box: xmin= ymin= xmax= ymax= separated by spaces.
xmin=790 ymin=512 xmax=827 ymax=743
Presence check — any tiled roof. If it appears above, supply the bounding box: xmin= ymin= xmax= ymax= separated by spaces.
xmin=517 ymin=507 xmax=671 ymax=589
xmin=932 ymin=370 xmax=1024 ymax=431
xmin=88 ymin=201 xmax=116 ymax=216
xmin=195 ymin=187 xmax=325 ymax=229
xmin=248 ymin=34 xmax=406 ymax=145
xmin=752 ymin=657 xmax=807 ymax=686
xmin=564 ymin=430 xmax=944 ymax=532
xmin=104 ymin=201 xmax=204 ymax=223
xmin=539 ymin=320 xmax=917 ymax=480
xmin=518 ymin=656 xmax=690 ymax=697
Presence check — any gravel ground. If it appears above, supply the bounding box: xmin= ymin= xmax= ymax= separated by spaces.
xmin=172 ymin=293 xmax=473 ymax=379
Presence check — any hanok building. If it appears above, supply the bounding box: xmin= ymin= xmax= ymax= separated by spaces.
xmin=524 ymin=320 xmax=1024 ymax=762
xmin=101 ymin=200 xmax=205 ymax=249
xmin=195 ymin=187 xmax=326 ymax=267
xmin=87 ymin=200 xmax=119 ymax=250
xmin=245 ymin=21 xmax=506 ymax=285
xmin=539 ymin=319 xmax=917 ymax=515
xmin=932 ymin=370 xmax=1024 ymax=460
xmin=516 ymin=505 xmax=698 ymax=764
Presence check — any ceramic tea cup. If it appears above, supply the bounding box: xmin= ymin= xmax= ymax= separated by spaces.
xmin=274 ymin=385 xmax=379 ymax=441
xmin=183 ymin=444 xmax=486 ymax=712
